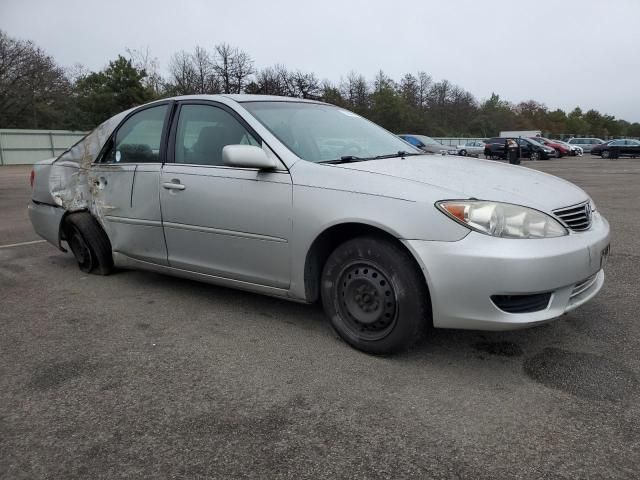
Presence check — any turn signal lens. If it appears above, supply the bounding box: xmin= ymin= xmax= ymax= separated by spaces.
xmin=442 ymin=204 xmax=466 ymax=222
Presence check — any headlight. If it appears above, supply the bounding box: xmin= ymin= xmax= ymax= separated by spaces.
xmin=436 ymin=200 xmax=568 ymax=239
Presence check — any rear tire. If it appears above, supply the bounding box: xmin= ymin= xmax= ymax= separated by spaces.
xmin=321 ymin=236 xmax=430 ymax=354
xmin=64 ymin=212 xmax=113 ymax=275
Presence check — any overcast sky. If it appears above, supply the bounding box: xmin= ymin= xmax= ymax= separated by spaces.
xmin=2 ymin=0 xmax=639 ymax=121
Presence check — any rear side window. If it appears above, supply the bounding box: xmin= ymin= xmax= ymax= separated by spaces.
xmin=102 ymin=105 xmax=168 ymax=163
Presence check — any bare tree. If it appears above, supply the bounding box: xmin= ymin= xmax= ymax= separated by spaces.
xmin=231 ymin=49 xmax=254 ymax=93
xmin=192 ymin=46 xmax=220 ymax=94
xmin=0 ymin=30 xmax=70 ymax=128
xmin=167 ymin=50 xmax=198 ymax=95
xmin=340 ymin=71 xmax=369 ymax=112
xmin=416 ymin=71 xmax=432 ymax=111
xmin=290 ymin=71 xmax=321 ymax=99
xmin=249 ymin=65 xmax=292 ymax=96
xmin=126 ymin=46 xmax=163 ymax=95
xmin=213 ymin=43 xmax=254 ymax=94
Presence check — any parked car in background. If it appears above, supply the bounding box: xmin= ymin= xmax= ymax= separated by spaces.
xmin=27 ymin=94 xmax=610 ymax=354
xmin=530 ymin=137 xmax=570 ymax=157
xmin=567 ymin=137 xmax=604 ymax=153
xmin=552 ymin=139 xmax=583 ymax=156
xmin=456 ymin=140 xmax=485 ymax=157
xmin=398 ymin=134 xmax=458 ymax=155
xmin=591 ymin=139 xmax=640 ymax=158
xmin=484 ymin=137 xmax=557 ymax=160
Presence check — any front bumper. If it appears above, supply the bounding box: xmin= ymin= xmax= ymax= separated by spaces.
xmin=404 ymin=212 xmax=610 ymax=330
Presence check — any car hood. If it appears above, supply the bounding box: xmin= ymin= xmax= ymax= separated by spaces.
xmin=335 ymin=155 xmax=588 ymax=212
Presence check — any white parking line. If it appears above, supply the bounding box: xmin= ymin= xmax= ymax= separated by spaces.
xmin=0 ymin=239 xmax=46 ymax=249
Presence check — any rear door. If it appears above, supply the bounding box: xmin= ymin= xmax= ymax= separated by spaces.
xmin=92 ymin=103 xmax=171 ymax=265
xmin=159 ymin=101 xmax=293 ymax=288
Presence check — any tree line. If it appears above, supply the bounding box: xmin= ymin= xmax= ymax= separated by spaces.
xmin=1 ymin=29 xmax=639 ymax=139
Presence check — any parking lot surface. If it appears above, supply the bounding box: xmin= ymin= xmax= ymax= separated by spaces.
xmin=1 ymin=156 xmax=639 ymax=479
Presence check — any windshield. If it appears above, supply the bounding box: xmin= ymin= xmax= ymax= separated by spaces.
xmin=527 ymin=138 xmax=546 ymax=148
xmin=242 ymin=101 xmax=420 ymax=162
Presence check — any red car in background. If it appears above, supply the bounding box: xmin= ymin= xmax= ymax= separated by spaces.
xmin=529 ymin=137 xmax=571 ymax=157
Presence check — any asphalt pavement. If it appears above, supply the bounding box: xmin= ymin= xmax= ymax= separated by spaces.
xmin=1 ymin=156 xmax=639 ymax=479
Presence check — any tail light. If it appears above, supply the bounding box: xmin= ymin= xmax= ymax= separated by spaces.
xmin=30 ymin=169 xmax=35 ymax=189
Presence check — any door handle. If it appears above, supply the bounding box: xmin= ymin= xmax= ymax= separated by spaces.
xmin=162 ymin=181 xmax=186 ymax=191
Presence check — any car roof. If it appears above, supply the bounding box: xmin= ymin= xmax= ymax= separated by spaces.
xmin=156 ymin=94 xmax=328 ymax=105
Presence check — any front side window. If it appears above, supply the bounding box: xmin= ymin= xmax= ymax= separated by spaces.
xmin=175 ymin=104 xmax=260 ymax=166
xmin=103 ymin=105 xmax=168 ymax=163
xmin=242 ymin=102 xmax=420 ymax=163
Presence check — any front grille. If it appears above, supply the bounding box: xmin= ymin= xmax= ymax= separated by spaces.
xmin=491 ymin=293 xmax=552 ymax=314
xmin=570 ymin=274 xmax=598 ymax=298
xmin=553 ymin=201 xmax=592 ymax=231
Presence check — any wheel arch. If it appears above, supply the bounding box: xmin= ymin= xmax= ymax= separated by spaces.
xmin=303 ymin=221 xmax=430 ymax=306
xmin=58 ymin=209 xmax=108 ymax=251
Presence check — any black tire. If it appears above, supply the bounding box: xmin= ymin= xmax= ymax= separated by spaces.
xmin=321 ymin=236 xmax=430 ymax=354
xmin=601 ymin=150 xmax=610 ymax=159
xmin=459 ymin=149 xmax=467 ymax=156
xmin=64 ymin=212 xmax=114 ymax=275
xmin=530 ymin=151 xmax=540 ymax=161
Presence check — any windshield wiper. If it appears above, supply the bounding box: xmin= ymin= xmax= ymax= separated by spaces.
xmin=320 ymin=151 xmax=420 ymax=164
xmin=320 ymin=155 xmax=365 ymax=164
xmin=371 ymin=151 xmax=421 ymax=160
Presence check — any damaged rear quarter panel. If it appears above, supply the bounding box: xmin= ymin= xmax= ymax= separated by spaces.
xmin=48 ymin=110 xmax=132 ymax=227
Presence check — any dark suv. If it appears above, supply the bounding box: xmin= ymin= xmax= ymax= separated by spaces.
xmin=484 ymin=137 xmax=557 ymax=160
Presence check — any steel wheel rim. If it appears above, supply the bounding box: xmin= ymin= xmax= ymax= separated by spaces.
xmin=70 ymin=228 xmax=93 ymax=272
xmin=336 ymin=262 xmax=398 ymax=341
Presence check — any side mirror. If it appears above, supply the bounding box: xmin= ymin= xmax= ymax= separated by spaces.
xmin=222 ymin=145 xmax=277 ymax=170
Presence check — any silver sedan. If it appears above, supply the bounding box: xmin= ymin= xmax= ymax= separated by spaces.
xmin=456 ymin=140 xmax=485 ymax=157
xmin=29 ymin=95 xmax=610 ymax=354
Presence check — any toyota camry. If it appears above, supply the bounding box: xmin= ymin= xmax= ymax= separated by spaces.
xmin=29 ymin=95 xmax=610 ymax=354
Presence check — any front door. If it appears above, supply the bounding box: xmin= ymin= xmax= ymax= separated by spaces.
xmin=92 ymin=103 xmax=171 ymax=265
xmin=159 ymin=102 xmax=292 ymax=289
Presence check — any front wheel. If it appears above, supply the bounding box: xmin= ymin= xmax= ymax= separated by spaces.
xmin=459 ymin=149 xmax=467 ymax=156
xmin=530 ymin=151 xmax=540 ymax=161
xmin=321 ymin=236 xmax=430 ymax=354
xmin=601 ymin=150 xmax=610 ymax=159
